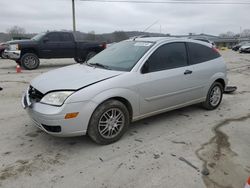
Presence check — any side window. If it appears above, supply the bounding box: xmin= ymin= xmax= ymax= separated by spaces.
xmin=188 ymin=42 xmax=220 ymax=65
xmin=61 ymin=33 xmax=73 ymax=42
xmin=46 ymin=33 xmax=60 ymax=42
xmin=145 ymin=42 xmax=188 ymax=73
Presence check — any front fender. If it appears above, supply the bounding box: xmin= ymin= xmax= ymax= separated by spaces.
xmin=91 ymin=88 xmax=140 ymax=118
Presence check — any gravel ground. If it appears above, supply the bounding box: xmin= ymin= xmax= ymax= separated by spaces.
xmin=0 ymin=51 xmax=250 ymax=188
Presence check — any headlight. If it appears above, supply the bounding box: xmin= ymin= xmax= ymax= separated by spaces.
xmin=9 ymin=44 xmax=19 ymax=51
xmin=40 ymin=91 xmax=74 ymax=106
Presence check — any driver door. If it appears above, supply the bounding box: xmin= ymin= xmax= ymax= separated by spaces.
xmin=137 ymin=42 xmax=200 ymax=115
xmin=39 ymin=32 xmax=61 ymax=58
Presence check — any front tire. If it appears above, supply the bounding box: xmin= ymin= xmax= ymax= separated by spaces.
xmin=0 ymin=51 xmax=7 ymax=59
xmin=21 ymin=53 xmax=40 ymax=70
xmin=202 ymin=82 xmax=223 ymax=110
xmin=88 ymin=100 xmax=130 ymax=145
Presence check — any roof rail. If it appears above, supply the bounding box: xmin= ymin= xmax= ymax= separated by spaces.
xmin=131 ymin=35 xmax=151 ymax=41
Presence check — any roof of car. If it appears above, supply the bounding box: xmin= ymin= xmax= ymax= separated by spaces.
xmin=132 ymin=37 xmax=177 ymax=42
xmin=129 ymin=36 xmax=213 ymax=48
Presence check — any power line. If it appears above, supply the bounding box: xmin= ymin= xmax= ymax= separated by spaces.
xmin=80 ymin=0 xmax=250 ymax=4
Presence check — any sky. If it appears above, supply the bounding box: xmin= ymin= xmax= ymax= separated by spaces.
xmin=0 ymin=0 xmax=250 ymax=35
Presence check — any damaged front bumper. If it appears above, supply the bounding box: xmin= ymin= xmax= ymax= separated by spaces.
xmin=4 ymin=49 xmax=21 ymax=60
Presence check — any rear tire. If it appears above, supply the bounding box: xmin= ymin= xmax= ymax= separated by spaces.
xmin=21 ymin=53 xmax=40 ymax=70
xmin=74 ymin=57 xmax=85 ymax=63
xmin=88 ymin=100 xmax=130 ymax=145
xmin=86 ymin=51 xmax=97 ymax=61
xmin=202 ymin=82 xmax=223 ymax=110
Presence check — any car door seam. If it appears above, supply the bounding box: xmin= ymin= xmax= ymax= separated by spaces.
xmin=145 ymin=85 xmax=204 ymax=101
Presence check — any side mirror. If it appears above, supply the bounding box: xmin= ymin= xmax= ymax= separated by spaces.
xmin=141 ymin=60 xmax=149 ymax=74
xmin=43 ymin=37 xmax=49 ymax=43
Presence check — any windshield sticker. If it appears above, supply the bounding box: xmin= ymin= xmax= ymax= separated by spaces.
xmin=134 ymin=42 xmax=153 ymax=47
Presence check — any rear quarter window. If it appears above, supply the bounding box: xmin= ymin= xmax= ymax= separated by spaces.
xmin=187 ymin=42 xmax=220 ymax=65
xmin=47 ymin=33 xmax=61 ymax=42
xmin=60 ymin=33 xmax=73 ymax=41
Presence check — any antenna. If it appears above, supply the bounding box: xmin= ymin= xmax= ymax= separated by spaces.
xmin=143 ymin=20 xmax=159 ymax=32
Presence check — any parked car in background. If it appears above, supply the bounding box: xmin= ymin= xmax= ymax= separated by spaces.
xmin=239 ymin=43 xmax=250 ymax=53
xmin=22 ymin=37 xmax=228 ymax=144
xmin=4 ymin=31 xmax=106 ymax=70
xmin=0 ymin=42 xmax=7 ymax=59
xmin=232 ymin=41 xmax=249 ymax=51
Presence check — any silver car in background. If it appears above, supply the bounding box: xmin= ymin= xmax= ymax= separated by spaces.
xmin=239 ymin=43 xmax=250 ymax=53
xmin=22 ymin=37 xmax=228 ymax=144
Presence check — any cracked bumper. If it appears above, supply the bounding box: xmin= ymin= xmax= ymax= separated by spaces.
xmin=21 ymin=92 xmax=97 ymax=137
xmin=4 ymin=49 xmax=21 ymax=59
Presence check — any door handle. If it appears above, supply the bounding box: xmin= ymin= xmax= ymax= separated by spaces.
xmin=184 ymin=70 xmax=193 ymax=75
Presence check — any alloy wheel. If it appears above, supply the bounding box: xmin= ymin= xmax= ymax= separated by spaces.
xmin=209 ymin=86 xmax=222 ymax=107
xmin=98 ymin=108 xmax=125 ymax=139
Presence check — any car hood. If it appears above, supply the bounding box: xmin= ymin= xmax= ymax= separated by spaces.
xmin=8 ymin=39 xmax=37 ymax=45
xmin=30 ymin=64 xmax=123 ymax=94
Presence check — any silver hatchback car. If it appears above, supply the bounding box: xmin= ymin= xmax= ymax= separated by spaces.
xmin=22 ymin=37 xmax=228 ymax=144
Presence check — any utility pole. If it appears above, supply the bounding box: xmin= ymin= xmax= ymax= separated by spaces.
xmin=239 ymin=26 xmax=242 ymax=42
xmin=72 ymin=0 xmax=76 ymax=32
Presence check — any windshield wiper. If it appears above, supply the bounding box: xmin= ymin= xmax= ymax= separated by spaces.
xmin=88 ymin=63 xmax=111 ymax=70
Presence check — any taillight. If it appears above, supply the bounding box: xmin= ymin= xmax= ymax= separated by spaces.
xmin=212 ymin=47 xmax=220 ymax=54
xmin=102 ymin=42 xmax=107 ymax=49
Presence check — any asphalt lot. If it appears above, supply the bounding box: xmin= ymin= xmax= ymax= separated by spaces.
xmin=0 ymin=51 xmax=250 ymax=188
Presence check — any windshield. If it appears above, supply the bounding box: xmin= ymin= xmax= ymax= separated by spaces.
xmin=87 ymin=41 xmax=154 ymax=71
xmin=31 ymin=32 xmax=46 ymax=41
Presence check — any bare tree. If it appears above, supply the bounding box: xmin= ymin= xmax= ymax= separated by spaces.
xmin=219 ymin=31 xmax=235 ymax=38
xmin=241 ymin=29 xmax=250 ymax=37
xmin=7 ymin=26 xmax=26 ymax=38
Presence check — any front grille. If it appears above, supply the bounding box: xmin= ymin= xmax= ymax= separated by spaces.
xmin=5 ymin=45 xmax=10 ymax=51
xmin=28 ymin=86 xmax=44 ymax=102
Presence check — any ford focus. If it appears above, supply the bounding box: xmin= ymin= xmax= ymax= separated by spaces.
xmin=22 ymin=37 xmax=228 ymax=144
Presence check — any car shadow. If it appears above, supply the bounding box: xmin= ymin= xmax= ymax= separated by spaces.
xmin=32 ymin=104 xmax=204 ymax=150
xmin=0 ymin=59 xmax=74 ymax=71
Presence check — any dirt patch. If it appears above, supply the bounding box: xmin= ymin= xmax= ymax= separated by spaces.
xmin=0 ymin=153 xmax=65 ymax=183
xmin=196 ymin=113 xmax=250 ymax=188
xmin=25 ymin=132 xmax=39 ymax=138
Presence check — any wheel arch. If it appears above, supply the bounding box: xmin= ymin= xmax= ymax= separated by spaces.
xmin=88 ymin=96 xmax=134 ymax=124
xmin=210 ymin=72 xmax=227 ymax=91
xmin=88 ymin=47 xmax=102 ymax=54
xmin=103 ymin=97 xmax=133 ymax=122
xmin=21 ymin=48 xmax=38 ymax=57
xmin=84 ymin=87 xmax=139 ymax=121
xmin=214 ymin=78 xmax=226 ymax=90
